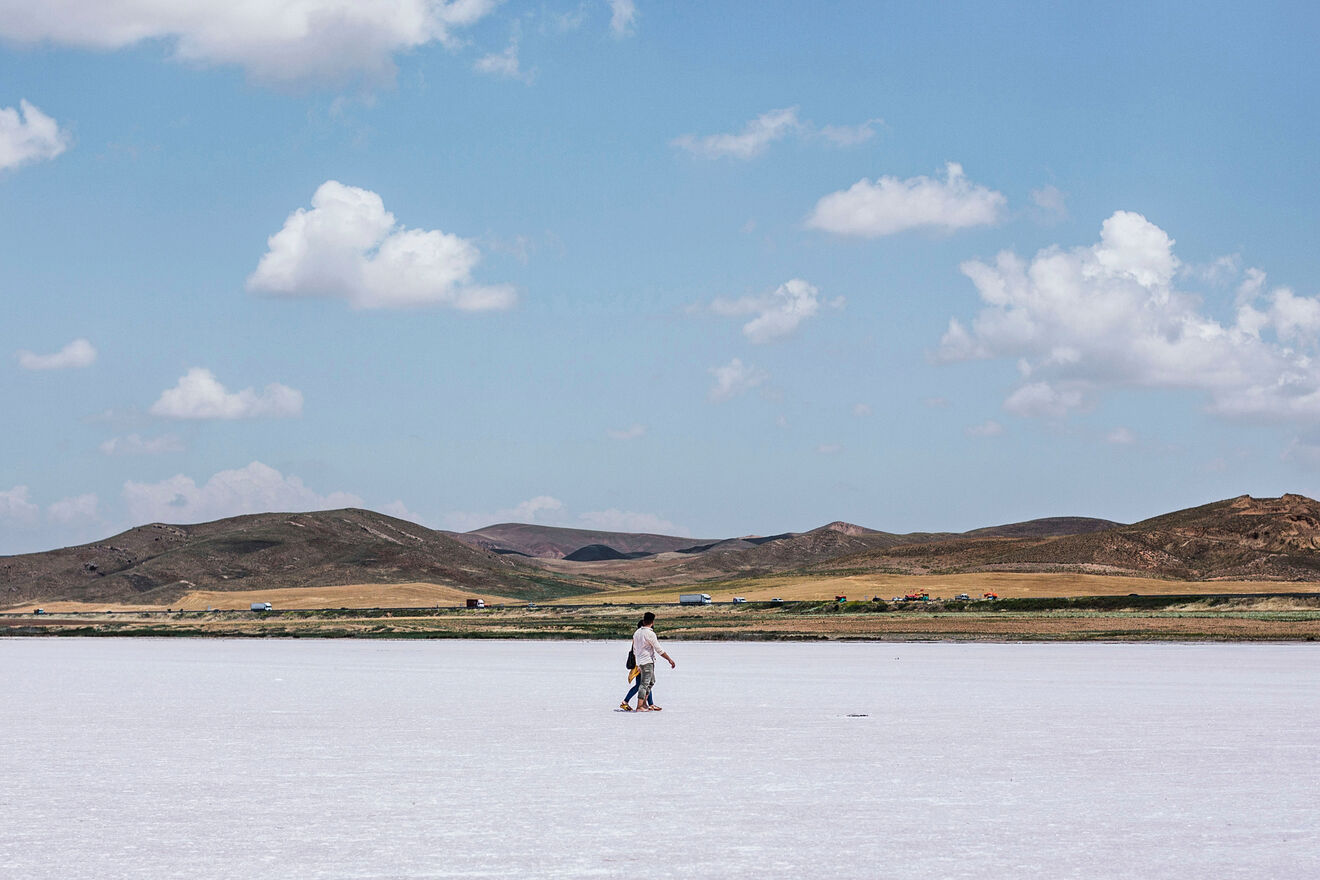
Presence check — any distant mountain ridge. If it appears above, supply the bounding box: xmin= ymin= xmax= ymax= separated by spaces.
xmin=5 ymin=496 xmax=1320 ymax=608
xmin=451 ymin=523 xmax=714 ymax=559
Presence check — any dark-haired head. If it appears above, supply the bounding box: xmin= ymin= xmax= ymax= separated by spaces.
xmin=642 ymin=611 xmax=656 ymax=625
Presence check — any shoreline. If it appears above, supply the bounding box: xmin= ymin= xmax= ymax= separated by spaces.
xmin=4 ymin=595 xmax=1318 ymax=642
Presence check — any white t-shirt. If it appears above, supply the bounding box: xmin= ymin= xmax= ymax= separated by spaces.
xmin=632 ymin=626 xmax=662 ymax=665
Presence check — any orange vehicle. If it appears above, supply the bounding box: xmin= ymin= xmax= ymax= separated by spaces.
xmin=983 ymin=592 xmax=999 ymax=600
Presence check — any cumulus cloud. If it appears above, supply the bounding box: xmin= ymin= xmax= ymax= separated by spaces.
xmin=0 ymin=0 xmax=500 ymax=85
xmin=607 ymin=0 xmax=637 ymax=37
xmin=673 ymin=107 xmax=878 ymax=160
xmin=123 ymin=461 xmax=362 ymax=525
xmin=0 ymin=485 xmax=39 ymax=522
xmin=99 ymin=433 xmax=185 ymax=456
xmin=1106 ymin=427 xmax=1137 ymax=445
xmin=709 ymin=278 xmax=830 ymax=343
xmin=47 ymin=493 xmax=98 ymax=523
xmin=607 ymin=424 xmax=646 ymax=440
xmin=443 ymin=494 xmax=565 ymax=531
xmin=248 ymin=180 xmax=515 ymax=311
xmin=807 ymin=162 xmax=1005 ymax=237
xmin=965 ymin=420 xmax=1004 ymax=437
xmin=708 ymin=358 xmax=767 ymax=402
xmin=940 ymin=210 xmax=1320 ymax=423
xmin=150 ymin=368 xmax=303 ymax=420
xmin=17 ymin=338 xmax=96 ymax=370
xmin=0 ymin=100 xmax=69 ymax=170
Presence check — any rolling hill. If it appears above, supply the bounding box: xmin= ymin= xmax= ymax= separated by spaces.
xmin=0 ymin=509 xmax=584 ymax=608
xmin=5 ymin=495 xmax=1320 ymax=609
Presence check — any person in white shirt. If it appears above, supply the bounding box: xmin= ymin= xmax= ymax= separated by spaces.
xmin=631 ymin=611 xmax=675 ymax=712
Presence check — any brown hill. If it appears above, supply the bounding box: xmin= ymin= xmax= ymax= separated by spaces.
xmin=0 ymin=509 xmax=585 ymax=608
xmin=815 ymin=495 xmax=1320 ymax=581
xmin=8 ymin=495 xmax=1317 ymax=609
xmin=964 ymin=516 xmax=1121 ymax=539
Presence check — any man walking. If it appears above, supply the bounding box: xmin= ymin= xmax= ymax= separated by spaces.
xmin=632 ymin=612 xmax=675 ymax=712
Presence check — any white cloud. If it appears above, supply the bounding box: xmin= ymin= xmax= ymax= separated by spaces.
xmin=965 ymin=420 xmax=1004 ymax=437
xmin=1106 ymin=427 xmax=1137 ymax=445
xmin=607 ymin=424 xmax=646 ymax=440
xmin=0 ymin=0 xmax=500 ymax=85
xmin=379 ymin=499 xmax=425 ymax=523
xmin=123 ymin=461 xmax=362 ymax=525
xmin=709 ymin=278 xmax=825 ymax=343
xmin=99 ymin=433 xmax=185 ymax=456
xmin=1003 ymin=382 xmax=1083 ymax=418
xmin=248 ymin=180 xmax=515 ymax=311
xmin=852 ymin=403 xmax=872 ymax=417
xmin=674 ymin=107 xmax=880 ymax=159
xmin=0 ymin=485 xmax=39 ymax=522
xmin=818 ymin=118 xmax=881 ymax=147
xmin=150 ymin=368 xmax=303 ymax=420
xmin=578 ymin=509 xmax=684 ymax=535
xmin=673 ymin=107 xmax=801 ymax=159
xmin=924 ymin=396 xmax=950 ymax=408
xmin=47 ymin=493 xmax=98 ymax=523
xmin=816 ymin=443 xmax=843 ymax=455
xmin=0 ymin=100 xmax=69 ymax=170
xmin=1030 ymin=185 xmax=1067 ymax=223
xmin=807 ymin=162 xmax=1005 ymax=237
xmin=443 ymin=494 xmax=565 ymax=531
xmin=940 ymin=210 xmax=1320 ymax=423
xmin=708 ymin=358 xmax=767 ymax=402
xmin=474 ymin=38 xmax=531 ymax=82
xmin=607 ymin=0 xmax=637 ymax=37
xmin=17 ymin=338 xmax=96 ymax=370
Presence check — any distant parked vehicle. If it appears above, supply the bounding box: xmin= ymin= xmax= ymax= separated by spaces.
xmin=770 ymin=598 xmax=784 ymax=604
xmin=466 ymin=598 xmax=486 ymax=609
xmin=835 ymin=595 xmax=847 ymax=603
xmin=249 ymin=602 xmax=273 ymax=612
xmin=955 ymin=593 xmax=971 ymax=601
xmin=525 ymin=602 xmax=539 ymax=610
xmin=679 ymin=593 xmax=712 ymax=605
xmin=982 ymin=593 xmax=999 ymax=600
xmin=732 ymin=597 xmax=747 ymax=604
xmin=33 ymin=608 xmax=46 ymax=615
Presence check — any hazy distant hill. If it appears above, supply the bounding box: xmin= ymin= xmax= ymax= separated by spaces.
xmin=453 ymin=523 xmax=714 ymax=559
xmin=964 ymin=517 xmax=1121 ymax=539
xmin=0 ymin=509 xmax=582 ymax=607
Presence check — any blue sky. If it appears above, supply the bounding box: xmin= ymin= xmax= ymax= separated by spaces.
xmin=3 ymin=1 xmax=1320 ymax=553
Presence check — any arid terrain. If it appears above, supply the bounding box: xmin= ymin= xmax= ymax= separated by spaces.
xmin=6 ymin=495 xmax=1320 ymax=643
xmin=3 ymin=594 xmax=1318 ymax=642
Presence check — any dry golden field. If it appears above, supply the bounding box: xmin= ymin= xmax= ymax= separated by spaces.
xmin=4 ymin=596 xmax=1319 ymax=642
xmin=9 ymin=571 xmax=1320 ymax=614
xmin=557 ymin=572 xmax=1320 ymax=605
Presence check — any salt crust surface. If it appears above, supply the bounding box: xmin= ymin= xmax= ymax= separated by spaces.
xmin=1 ymin=638 xmax=1317 ymax=878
